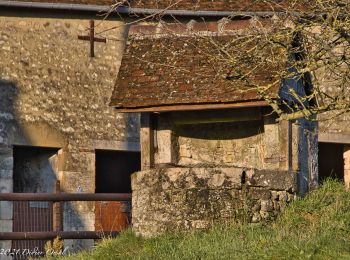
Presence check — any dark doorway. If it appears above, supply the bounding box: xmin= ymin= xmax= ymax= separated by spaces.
xmin=95 ymin=150 xmax=140 ymax=193
xmin=13 ymin=146 xmax=59 ymax=259
xmin=95 ymin=150 xmax=140 ymax=232
xmin=318 ymin=142 xmax=344 ymax=182
xmin=13 ymin=146 xmax=59 ymax=193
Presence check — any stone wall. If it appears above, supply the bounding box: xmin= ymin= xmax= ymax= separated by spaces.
xmin=0 ymin=16 xmax=139 ymax=150
xmin=153 ymin=112 xmax=291 ymax=171
xmin=0 ymin=16 xmax=139 ymax=251
xmin=176 ymin=120 xmax=265 ymax=169
xmin=133 ymin=109 xmax=318 ymax=236
xmin=132 ymin=167 xmax=296 ymax=237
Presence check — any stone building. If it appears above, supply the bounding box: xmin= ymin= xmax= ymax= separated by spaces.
xmin=110 ymin=19 xmax=318 ymax=236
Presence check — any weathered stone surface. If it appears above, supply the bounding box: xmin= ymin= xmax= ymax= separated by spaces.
xmin=177 ymin=121 xmax=265 ymax=169
xmin=248 ymin=187 xmax=271 ymax=200
xmin=344 ymin=146 xmax=350 ymax=189
xmin=0 ymin=156 xmax=13 ymax=172
xmin=246 ymin=169 xmax=297 ymax=192
xmin=132 ymin=167 xmax=243 ymax=191
xmin=0 ymin=220 xmax=12 ymax=232
xmin=0 ymin=201 xmax=12 ymax=220
xmin=0 ymin=170 xmax=12 ymax=180
xmin=0 ymin=241 xmax=12 ymax=260
xmin=132 ymin=167 xmax=294 ymax=236
xmin=0 ymin=179 xmax=12 ymax=193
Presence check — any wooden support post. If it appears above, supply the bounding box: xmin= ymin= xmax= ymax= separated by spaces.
xmin=53 ymin=180 xmax=62 ymax=232
xmin=140 ymin=113 xmax=154 ymax=170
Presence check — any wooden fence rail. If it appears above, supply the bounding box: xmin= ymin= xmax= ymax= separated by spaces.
xmin=0 ymin=231 xmax=120 ymax=240
xmin=0 ymin=193 xmax=132 ymax=201
xmin=0 ymin=191 xmax=131 ymax=240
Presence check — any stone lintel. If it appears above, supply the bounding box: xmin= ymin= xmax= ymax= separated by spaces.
xmin=92 ymin=139 xmax=140 ymax=152
xmin=319 ymin=132 xmax=350 ymax=144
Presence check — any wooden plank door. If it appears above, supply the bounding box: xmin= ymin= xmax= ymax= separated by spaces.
xmin=95 ymin=201 xmax=131 ymax=232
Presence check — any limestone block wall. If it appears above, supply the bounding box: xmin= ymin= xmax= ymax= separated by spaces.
xmin=132 ymin=167 xmax=296 ymax=236
xmin=153 ymin=112 xmax=292 ymax=171
xmin=176 ymin=121 xmax=265 ymax=169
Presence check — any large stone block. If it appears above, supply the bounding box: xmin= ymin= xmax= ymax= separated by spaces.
xmin=0 ymin=179 xmax=13 ymax=193
xmin=0 ymin=201 xmax=13 ymax=220
xmin=132 ymin=167 xmax=243 ymax=191
xmin=0 ymin=220 xmax=12 ymax=232
xmin=0 ymin=156 xmax=13 ymax=172
xmin=0 ymin=241 xmax=12 ymax=260
xmin=0 ymin=170 xmax=12 ymax=180
xmin=246 ymin=169 xmax=297 ymax=192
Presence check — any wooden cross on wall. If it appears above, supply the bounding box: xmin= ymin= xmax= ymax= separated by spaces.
xmin=78 ymin=20 xmax=106 ymax=57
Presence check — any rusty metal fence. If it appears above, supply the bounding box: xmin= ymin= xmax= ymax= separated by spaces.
xmin=0 ymin=192 xmax=131 ymax=259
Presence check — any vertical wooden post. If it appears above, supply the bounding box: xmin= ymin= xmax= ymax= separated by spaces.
xmin=89 ymin=20 xmax=95 ymax=58
xmin=53 ymin=180 xmax=62 ymax=232
xmin=140 ymin=113 xmax=154 ymax=170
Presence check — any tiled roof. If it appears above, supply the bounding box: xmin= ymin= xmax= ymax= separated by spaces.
xmin=110 ymin=20 xmax=290 ymax=111
xmin=128 ymin=0 xmax=309 ymax=12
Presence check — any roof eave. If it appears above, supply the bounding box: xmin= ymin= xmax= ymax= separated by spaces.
xmin=112 ymin=100 xmax=270 ymax=113
xmin=0 ymin=1 xmax=289 ymax=18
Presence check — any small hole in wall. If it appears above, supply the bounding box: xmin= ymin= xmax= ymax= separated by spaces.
xmin=241 ymin=171 xmax=246 ymax=184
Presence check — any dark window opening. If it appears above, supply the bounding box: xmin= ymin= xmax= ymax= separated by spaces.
xmin=12 ymin=146 xmax=59 ymax=254
xmin=13 ymin=146 xmax=59 ymax=193
xmin=95 ymin=150 xmax=141 ymax=193
xmin=318 ymin=142 xmax=344 ymax=183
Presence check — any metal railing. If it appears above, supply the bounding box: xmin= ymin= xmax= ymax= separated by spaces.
xmin=0 ymin=192 xmax=132 ymax=240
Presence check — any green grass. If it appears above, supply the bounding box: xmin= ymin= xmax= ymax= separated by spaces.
xmin=57 ymin=180 xmax=350 ymax=260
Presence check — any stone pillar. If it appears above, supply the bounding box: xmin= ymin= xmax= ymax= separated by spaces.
xmin=307 ymin=124 xmax=318 ymax=190
xmin=343 ymin=145 xmax=350 ymax=189
xmin=154 ymin=114 xmax=178 ymax=166
xmin=58 ymin=148 xmax=95 ymax=252
xmin=263 ymin=115 xmax=280 ymax=170
xmin=293 ymin=118 xmax=318 ymax=195
xmin=0 ymin=147 xmax=13 ymax=259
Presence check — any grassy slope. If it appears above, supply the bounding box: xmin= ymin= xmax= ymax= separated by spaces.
xmin=59 ymin=180 xmax=350 ymax=260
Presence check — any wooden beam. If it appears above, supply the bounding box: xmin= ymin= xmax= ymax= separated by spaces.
xmin=0 ymin=193 xmax=131 ymax=201
xmin=140 ymin=113 xmax=154 ymax=170
xmin=113 ymin=100 xmax=269 ymax=113
xmin=0 ymin=231 xmax=119 ymax=240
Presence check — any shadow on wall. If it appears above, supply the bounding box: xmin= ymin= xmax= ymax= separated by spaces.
xmin=0 ymin=79 xmax=87 ymax=251
xmin=124 ymin=112 xmax=140 ymax=145
xmin=0 ymin=79 xmax=19 ymax=147
xmin=175 ymin=120 xmax=264 ymax=140
xmin=13 ymin=146 xmax=59 ymax=193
